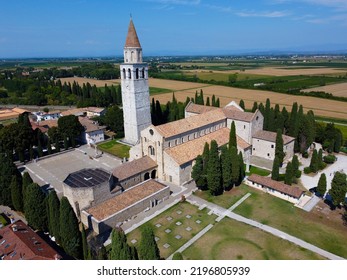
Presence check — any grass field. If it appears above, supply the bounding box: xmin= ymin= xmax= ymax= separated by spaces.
xmin=302 ymin=82 xmax=347 ymax=98
xmin=149 ymin=87 xmax=172 ymax=96
xmin=182 ymin=218 xmax=325 ymax=260
xmin=126 ymin=202 xmax=217 ymax=259
xmin=97 ymin=139 xmax=130 ymax=159
xmin=59 ymin=77 xmax=120 ymax=87
xmin=246 ymin=165 xmax=271 ymax=176
xmin=232 ymin=185 xmax=347 ymax=258
xmin=184 ymin=71 xmax=271 ymax=82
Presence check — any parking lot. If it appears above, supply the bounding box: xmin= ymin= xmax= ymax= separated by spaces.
xmin=22 ymin=145 xmax=122 ymax=196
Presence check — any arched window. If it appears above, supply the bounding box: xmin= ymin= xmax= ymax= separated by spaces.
xmin=131 ymin=51 xmax=134 ymax=61
xmin=128 ymin=68 xmax=131 ymax=79
xmin=136 ymin=68 xmax=139 ymax=79
xmin=122 ymin=68 xmax=126 ymax=79
xmin=142 ymin=68 xmax=145 ymax=78
xmin=148 ymin=146 xmax=155 ymax=156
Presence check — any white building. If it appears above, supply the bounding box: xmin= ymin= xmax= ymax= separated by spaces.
xmin=79 ymin=117 xmax=106 ymax=145
xmin=120 ymin=18 xmax=151 ymax=145
xmin=33 ymin=110 xmax=61 ymax=121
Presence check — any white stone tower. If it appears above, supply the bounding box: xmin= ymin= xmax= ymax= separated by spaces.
xmin=120 ymin=18 xmax=151 ymax=145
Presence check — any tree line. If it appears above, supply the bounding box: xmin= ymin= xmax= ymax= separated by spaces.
xmin=191 ymin=122 xmax=245 ymax=196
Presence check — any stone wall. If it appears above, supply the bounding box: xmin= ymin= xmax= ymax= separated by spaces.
xmin=252 ymin=138 xmax=276 ymax=160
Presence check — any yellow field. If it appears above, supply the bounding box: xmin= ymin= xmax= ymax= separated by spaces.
xmin=198 ymin=67 xmax=347 ymax=76
xmin=58 ymin=76 xmax=347 ymax=119
xmin=302 ymin=82 xmax=347 ymax=97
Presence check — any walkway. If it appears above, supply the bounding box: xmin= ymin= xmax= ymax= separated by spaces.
xmin=187 ymin=195 xmax=344 ymax=260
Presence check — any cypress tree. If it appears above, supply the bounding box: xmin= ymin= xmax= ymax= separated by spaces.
xmin=47 ymin=139 xmax=52 ymax=155
xmin=216 ymin=98 xmax=220 ymax=107
xmin=60 ymin=197 xmax=82 ymax=259
xmin=212 ymin=95 xmax=216 ymax=107
xmin=37 ymin=138 xmax=43 ymax=157
xmin=155 ymin=100 xmax=163 ymax=125
xmin=191 ymin=155 xmax=205 ymax=189
xmin=229 ymin=121 xmax=237 ymax=151
xmin=317 ymin=173 xmax=327 ymax=197
xmin=22 ymin=172 xmax=33 ymax=206
xmin=81 ymin=225 xmax=90 ymax=260
xmin=207 ymin=140 xmax=222 ymax=196
xmin=271 ymin=156 xmax=280 ymax=181
xmin=55 ymin=137 xmax=60 ymax=153
xmin=220 ymin=146 xmax=232 ymax=191
xmin=151 ymin=98 xmax=157 ymax=125
xmin=275 ymin=129 xmax=284 ymax=165
xmin=63 ymin=135 xmax=68 ymax=150
xmin=202 ymin=142 xmax=210 ymax=182
xmin=309 ymin=149 xmax=318 ymax=173
xmin=10 ymin=175 xmax=23 ymax=212
xmin=138 ymin=225 xmax=160 ymax=260
xmin=239 ymin=99 xmax=245 ymax=110
xmin=206 ymin=97 xmax=210 ymax=106
xmin=230 ymin=146 xmax=240 ymax=187
xmin=194 ymin=91 xmax=198 ymax=104
xmin=289 ymin=102 xmax=298 ymax=137
xmin=238 ymin=151 xmax=245 ymax=184
xmin=252 ymin=101 xmax=258 ymax=113
xmin=329 ymin=172 xmax=347 ymax=207
xmin=24 ymin=183 xmax=47 ymax=231
xmin=264 ymin=98 xmax=271 ymax=130
xmin=48 ymin=190 xmax=61 ymax=244
xmin=200 ymin=89 xmax=204 ymax=105
xmin=284 ymin=162 xmax=293 ymax=185
xmin=317 ymin=148 xmax=324 ymax=170
xmin=292 ymin=155 xmax=300 ymax=178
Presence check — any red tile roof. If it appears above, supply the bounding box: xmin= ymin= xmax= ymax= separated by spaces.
xmin=112 ymin=156 xmax=157 ymax=181
xmin=185 ymin=102 xmax=218 ymax=115
xmin=85 ymin=179 xmax=168 ymax=221
xmin=253 ymin=130 xmax=295 ymax=145
xmin=124 ymin=19 xmax=141 ymax=48
xmin=0 ymin=220 xmax=61 ymax=260
xmin=223 ymin=107 xmax=255 ymax=122
xmin=248 ymin=174 xmax=304 ymax=199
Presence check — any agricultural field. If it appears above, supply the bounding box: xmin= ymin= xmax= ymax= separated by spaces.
xmin=182 ymin=218 xmax=325 ymax=260
xmin=225 ymin=67 xmax=347 ymax=76
xmin=302 ymin=82 xmax=347 ymax=98
xmin=152 ymin=81 xmax=347 ymax=120
xmin=59 ymin=77 xmax=120 ymax=87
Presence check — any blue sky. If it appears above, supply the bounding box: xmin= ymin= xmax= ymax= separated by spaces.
xmin=0 ymin=0 xmax=347 ymax=58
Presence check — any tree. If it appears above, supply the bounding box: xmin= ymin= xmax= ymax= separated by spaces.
xmin=22 ymin=171 xmax=33 ymax=205
xmin=47 ymin=139 xmax=52 ymax=155
xmin=47 ymin=190 xmax=61 ymax=244
xmin=284 ymin=162 xmax=293 ymax=185
xmin=206 ymin=97 xmax=210 ymax=106
xmin=207 ymin=140 xmax=222 ymax=196
xmin=275 ymin=129 xmax=284 ymax=165
xmin=271 ymin=156 xmax=280 ymax=181
xmin=138 ymin=225 xmax=160 ymax=260
xmin=59 ymin=197 xmax=82 ymax=259
xmin=81 ymin=225 xmax=91 ymax=260
xmin=230 ymin=146 xmax=240 ymax=187
xmin=0 ymin=154 xmax=19 ymax=207
xmin=109 ymin=228 xmax=133 ymax=260
xmin=191 ymin=155 xmax=205 ymax=189
xmin=57 ymin=115 xmax=84 ymax=142
xmin=239 ymin=99 xmax=245 ymax=110
xmin=238 ymin=151 xmax=245 ymax=184
xmin=251 ymin=102 xmax=258 ymax=113
xmin=309 ymin=149 xmax=318 ymax=173
xmin=10 ymin=175 xmax=23 ymax=212
xmin=24 ymin=183 xmax=47 ymax=231
xmin=228 ymin=121 xmax=237 ymax=151
xmin=292 ymin=155 xmax=300 ymax=178
xmin=329 ymin=172 xmax=347 ymax=207
xmin=220 ymin=146 xmax=232 ymax=191
xmin=317 ymin=149 xmax=324 ymax=170
xmin=317 ymin=173 xmax=327 ymax=197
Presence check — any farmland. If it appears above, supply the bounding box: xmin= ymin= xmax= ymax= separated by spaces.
xmin=302 ymin=82 xmax=347 ymax=98
xmin=58 ymin=76 xmax=347 ymax=120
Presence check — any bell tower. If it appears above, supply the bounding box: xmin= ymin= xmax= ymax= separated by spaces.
xmin=120 ymin=18 xmax=151 ymax=145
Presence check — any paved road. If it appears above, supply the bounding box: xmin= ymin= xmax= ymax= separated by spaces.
xmin=187 ymin=195 xmax=344 ymax=260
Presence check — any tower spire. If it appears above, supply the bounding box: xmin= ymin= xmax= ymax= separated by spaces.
xmin=124 ymin=17 xmax=141 ymax=48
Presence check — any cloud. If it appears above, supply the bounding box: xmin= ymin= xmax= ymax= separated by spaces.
xmin=236 ymin=10 xmax=290 ymax=18
xmin=203 ymin=4 xmax=234 ymax=13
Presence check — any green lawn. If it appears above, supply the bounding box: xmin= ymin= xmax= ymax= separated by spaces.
xmin=246 ymin=165 xmax=271 ymax=176
xmin=97 ymin=139 xmax=130 ymax=158
xmin=183 ymin=218 xmax=325 ymax=260
xmin=233 ymin=185 xmax=347 ymax=258
xmin=126 ymin=202 xmax=217 ymax=259
xmin=149 ymin=87 xmax=172 ymax=96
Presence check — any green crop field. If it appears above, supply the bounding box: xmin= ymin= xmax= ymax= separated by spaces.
xmin=149 ymin=87 xmax=172 ymax=96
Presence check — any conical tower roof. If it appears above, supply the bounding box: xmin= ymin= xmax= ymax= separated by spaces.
xmin=124 ymin=18 xmax=141 ymax=48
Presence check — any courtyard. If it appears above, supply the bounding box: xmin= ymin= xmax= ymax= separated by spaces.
xmin=22 ymin=145 xmax=122 ymax=196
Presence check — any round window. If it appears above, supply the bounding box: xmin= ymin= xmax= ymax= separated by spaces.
xmin=149 ymin=129 xmax=154 ymax=135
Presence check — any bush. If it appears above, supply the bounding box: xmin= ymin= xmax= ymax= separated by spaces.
xmin=304 ymin=167 xmax=311 ymax=174
xmin=323 ymin=154 xmax=336 ymax=164
xmin=295 ymin=170 xmax=302 ymax=178
xmin=302 ymin=151 xmax=309 ymax=158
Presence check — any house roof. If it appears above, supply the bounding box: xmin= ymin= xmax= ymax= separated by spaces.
xmin=85 ymin=107 xmax=105 ymax=113
xmin=253 ymin=130 xmax=295 ymax=145
xmin=37 ymin=119 xmax=58 ymax=129
xmin=60 ymin=108 xmax=86 ymax=117
xmin=0 ymin=220 xmax=61 ymax=260
xmin=63 ymin=168 xmax=110 ymax=189
xmin=85 ymin=179 xmax=168 ymax=221
xmin=156 ymin=109 xmax=226 ymax=138
xmin=30 ymin=121 xmax=49 ymax=133
xmin=248 ymin=174 xmax=304 ymax=199
xmin=12 ymin=107 xmax=29 ymax=114
xmin=164 ymin=127 xmax=251 ymax=165
xmin=223 ymin=107 xmax=255 ymax=122
xmin=78 ymin=117 xmax=106 ymax=133
xmin=112 ymin=156 xmax=157 ymax=181
xmin=124 ymin=18 xmax=141 ymax=48
xmin=185 ymin=102 xmax=218 ymax=115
